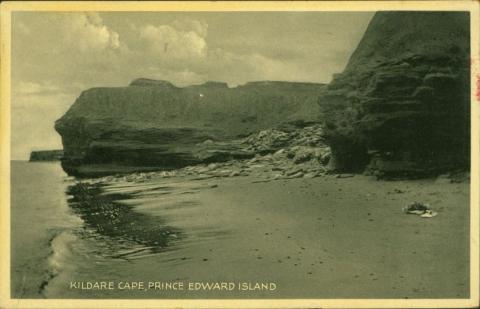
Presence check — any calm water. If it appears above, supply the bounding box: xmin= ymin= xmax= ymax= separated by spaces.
xmin=11 ymin=161 xmax=255 ymax=299
xmin=11 ymin=161 xmax=227 ymax=299
xmin=11 ymin=161 xmax=81 ymax=298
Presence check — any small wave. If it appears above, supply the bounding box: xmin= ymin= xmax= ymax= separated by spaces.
xmin=39 ymin=230 xmax=78 ymax=296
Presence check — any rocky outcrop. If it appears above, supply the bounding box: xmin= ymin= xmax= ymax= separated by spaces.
xmin=29 ymin=150 xmax=63 ymax=162
xmin=319 ymin=12 xmax=470 ymax=178
xmin=77 ymin=124 xmax=331 ymax=185
xmin=55 ymin=80 xmax=325 ymax=176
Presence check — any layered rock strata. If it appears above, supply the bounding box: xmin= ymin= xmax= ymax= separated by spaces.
xmin=55 ymin=80 xmax=325 ymax=176
xmin=319 ymin=12 xmax=470 ymax=177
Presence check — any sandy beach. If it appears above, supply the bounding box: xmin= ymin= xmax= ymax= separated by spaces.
xmin=36 ymin=169 xmax=469 ymax=299
xmin=163 ymin=174 xmax=469 ymax=299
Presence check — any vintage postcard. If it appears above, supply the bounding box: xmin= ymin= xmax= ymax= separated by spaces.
xmin=0 ymin=1 xmax=479 ymax=308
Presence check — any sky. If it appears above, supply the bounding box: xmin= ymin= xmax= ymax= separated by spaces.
xmin=11 ymin=11 xmax=374 ymax=160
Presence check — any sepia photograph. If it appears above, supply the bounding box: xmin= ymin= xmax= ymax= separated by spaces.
xmin=0 ymin=1 xmax=478 ymax=308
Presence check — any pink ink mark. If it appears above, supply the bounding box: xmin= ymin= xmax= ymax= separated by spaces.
xmin=476 ymin=74 xmax=480 ymax=102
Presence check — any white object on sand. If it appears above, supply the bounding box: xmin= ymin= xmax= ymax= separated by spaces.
xmin=420 ymin=210 xmax=438 ymax=218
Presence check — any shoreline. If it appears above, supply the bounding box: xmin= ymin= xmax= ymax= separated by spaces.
xmin=34 ymin=164 xmax=470 ymax=299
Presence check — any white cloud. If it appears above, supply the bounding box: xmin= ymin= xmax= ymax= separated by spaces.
xmin=139 ymin=23 xmax=207 ymax=60
xmin=63 ymin=13 xmax=120 ymax=52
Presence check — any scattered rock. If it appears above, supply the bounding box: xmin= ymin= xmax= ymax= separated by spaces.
xmin=207 ymin=163 xmax=219 ymax=170
xmin=403 ymin=201 xmax=437 ymax=218
xmin=202 ymin=139 xmax=216 ymax=145
xmin=273 ymin=149 xmax=286 ymax=157
xmin=303 ymin=172 xmax=319 ymax=179
xmin=286 ymin=168 xmax=303 ymax=176
xmin=77 ymin=124 xmax=334 ymax=184
xmin=292 ymin=147 xmax=315 ymax=164
xmin=336 ymin=173 xmax=355 ymax=178
xmin=287 ymin=171 xmax=304 ymax=179
xmin=273 ymin=173 xmax=283 ymax=180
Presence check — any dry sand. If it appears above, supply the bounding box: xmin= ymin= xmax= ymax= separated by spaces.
xmin=83 ymin=173 xmax=469 ymax=299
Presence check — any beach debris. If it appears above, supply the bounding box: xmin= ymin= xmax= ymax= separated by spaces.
xmin=403 ymin=202 xmax=438 ymax=218
xmin=420 ymin=209 xmax=438 ymax=218
xmin=403 ymin=202 xmax=429 ymax=214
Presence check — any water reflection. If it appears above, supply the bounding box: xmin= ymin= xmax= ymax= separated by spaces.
xmin=66 ymin=183 xmax=182 ymax=259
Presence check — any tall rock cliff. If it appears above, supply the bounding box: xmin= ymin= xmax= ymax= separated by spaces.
xmin=55 ymin=79 xmax=325 ymax=176
xmin=320 ymin=12 xmax=470 ymax=177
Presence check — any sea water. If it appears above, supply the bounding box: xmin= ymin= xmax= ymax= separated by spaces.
xmin=11 ymin=161 xmax=81 ymax=298
xmin=10 ymin=161 xmax=239 ymax=299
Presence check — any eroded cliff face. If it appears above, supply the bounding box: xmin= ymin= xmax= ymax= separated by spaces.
xmin=320 ymin=12 xmax=470 ymax=177
xmin=55 ymin=79 xmax=325 ymax=176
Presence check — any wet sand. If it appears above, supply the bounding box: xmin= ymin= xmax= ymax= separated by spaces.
xmin=50 ymin=173 xmax=469 ymax=299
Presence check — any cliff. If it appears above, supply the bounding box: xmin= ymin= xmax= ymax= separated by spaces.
xmin=55 ymin=80 xmax=325 ymax=176
xmin=319 ymin=12 xmax=470 ymax=178
xmin=29 ymin=150 xmax=64 ymax=162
